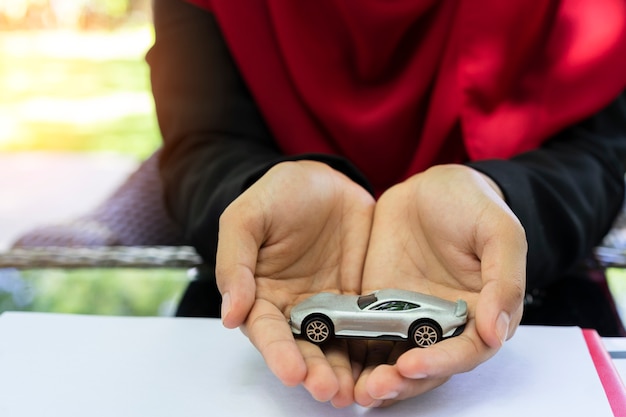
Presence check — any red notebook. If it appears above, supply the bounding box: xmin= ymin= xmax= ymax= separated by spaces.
xmin=583 ymin=329 xmax=626 ymax=416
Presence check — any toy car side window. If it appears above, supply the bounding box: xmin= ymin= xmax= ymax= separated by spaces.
xmin=371 ymin=301 xmax=407 ymax=311
xmin=403 ymin=302 xmax=420 ymax=310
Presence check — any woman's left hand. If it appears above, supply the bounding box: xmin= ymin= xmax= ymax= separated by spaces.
xmin=353 ymin=164 xmax=527 ymax=407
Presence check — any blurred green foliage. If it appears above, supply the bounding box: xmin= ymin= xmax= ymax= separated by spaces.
xmin=0 ymin=268 xmax=188 ymax=316
xmin=0 ymin=0 xmax=151 ymax=31
xmin=0 ymin=21 xmax=187 ymax=317
xmin=607 ymin=268 xmax=626 ymax=327
xmin=102 ymin=0 xmax=131 ymax=18
xmin=0 ymin=29 xmax=160 ymax=159
xmin=7 ymin=113 xmax=161 ymax=157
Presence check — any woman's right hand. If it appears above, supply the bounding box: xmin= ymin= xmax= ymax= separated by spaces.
xmin=215 ymin=160 xmax=376 ymax=407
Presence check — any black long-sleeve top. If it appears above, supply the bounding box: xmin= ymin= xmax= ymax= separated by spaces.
xmin=147 ymin=0 xmax=626 ymax=302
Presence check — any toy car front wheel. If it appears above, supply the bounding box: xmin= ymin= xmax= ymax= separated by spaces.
xmin=303 ymin=316 xmax=332 ymax=344
xmin=410 ymin=321 xmax=442 ymax=348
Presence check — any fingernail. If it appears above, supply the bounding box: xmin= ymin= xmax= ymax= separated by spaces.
xmin=366 ymin=400 xmax=383 ymax=408
xmin=377 ymin=391 xmax=399 ymax=400
xmin=409 ymin=372 xmax=428 ymax=379
xmin=496 ymin=311 xmax=510 ymax=345
xmin=221 ymin=292 xmax=231 ymax=322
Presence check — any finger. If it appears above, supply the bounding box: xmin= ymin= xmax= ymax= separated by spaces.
xmin=348 ymin=340 xmax=368 ymax=382
xmin=287 ymin=339 xmax=358 ymax=406
xmin=475 ymin=215 xmax=526 ymax=348
xmin=363 ymin=364 xmax=450 ymax=408
xmin=354 ymin=340 xmax=453 ymax=407
xmin=353 ymin=341 xmax=396 ymax=407
xmin=355 ymin=363 xmax=401 ymax=408
xmin=243 ymin=299 xmax=307 ymax=387
xmin=299 ymin=338 xmax=356 ymax=407
xmin=325 ymin=340 xmax=358 ymax=408
xmin=215 ymin=200 xmax=264 ymax=328
xmin=289 ymin=339 xmax=340 ymax=402
xmin=475 ymin=275 xmax=524 ymax=348
xmin=395 ymin=320 xmax=495 ymax=379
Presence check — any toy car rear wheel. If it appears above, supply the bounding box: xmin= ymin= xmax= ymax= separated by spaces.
xmin=303 ymin=316 xmax=332 ymax=344
xmin=410 ymin=320 xmax=442 ymax=348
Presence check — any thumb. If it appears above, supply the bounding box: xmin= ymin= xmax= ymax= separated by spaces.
xmin=474 ymin=229 xmax=526 ymax=349
xmin=215 ymin=203 xmax=263 ymax=329
xmin=475 ymin=277 xmax=524 ymax=349
xmin=476 ymin=211 xmax=528 ymax=349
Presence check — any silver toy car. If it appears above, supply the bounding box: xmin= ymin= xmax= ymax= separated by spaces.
xmin=290 ymin=289 xmax=467 ymax=348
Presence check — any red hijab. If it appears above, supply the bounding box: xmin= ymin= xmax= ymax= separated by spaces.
xmin=186 ymin=0 xmax=626 ymax=193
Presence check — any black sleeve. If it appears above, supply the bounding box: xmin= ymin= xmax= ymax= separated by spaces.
xmin=149 ymin=0 xmax=626 ymax=295
xmin=146 ymin=0 xmax=371 ymax=264
xmin=468 ymin=91 xmax=626 ymax=291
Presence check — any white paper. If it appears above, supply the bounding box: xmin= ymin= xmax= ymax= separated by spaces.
xmin=0 ymin=312 xmax=614 ymax=417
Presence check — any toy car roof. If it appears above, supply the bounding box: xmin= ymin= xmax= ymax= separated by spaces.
xmin=367 ymin=289 xmax=459 ymax=309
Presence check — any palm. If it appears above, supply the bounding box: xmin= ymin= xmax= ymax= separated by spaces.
xmin=363 ymin=170 xmax=488 ymax=305
xmin=216 ymin=160 xmax=375 ymax=406
xmin=251 ymin=162 xmax=375 ymax=311
xmin=354 ymin=165 xmax=526 ymax=407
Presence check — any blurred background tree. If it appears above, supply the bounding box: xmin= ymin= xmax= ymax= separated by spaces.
xmin=0 ymin=0 xmax=151 ymax=30
xmin=0 ymin=0 xmax=189 ymax=317
xmin=0 ymin=0 xmax=159 ymax=158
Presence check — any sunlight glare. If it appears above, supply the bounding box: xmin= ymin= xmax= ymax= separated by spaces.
xmin=16 ymin=92 xmax=154 ymax=124
xmin=0 ymin=113 xmax=20 ymax=145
